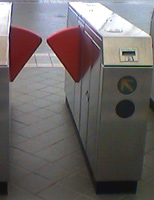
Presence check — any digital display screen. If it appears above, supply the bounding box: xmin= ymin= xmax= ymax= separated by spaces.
xmin=122 ymin=51 xmax=136 ymax=56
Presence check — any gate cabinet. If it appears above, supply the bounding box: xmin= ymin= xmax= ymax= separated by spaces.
xmin=65 ymin=3 xmax=153 ymax=194
xmin=0 ymin=3 xmax=42 ymax=194
xmin=0 ymin=3 xmax=11 ymax=194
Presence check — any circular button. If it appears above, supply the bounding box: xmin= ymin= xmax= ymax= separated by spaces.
xmin=116 ymin=100 xmax=135 ymax=118
xmin=117 ymin=76 xmax=137 ymax=95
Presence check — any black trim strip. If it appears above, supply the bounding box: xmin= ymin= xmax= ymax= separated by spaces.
xmin=150 ymin=98 xmax=154 ymax=112
xmin=0 ymin=182 xmax=8 ymax=195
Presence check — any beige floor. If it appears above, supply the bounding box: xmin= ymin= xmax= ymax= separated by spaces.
xmin=0 ymin=63 xmax=153 ymax=200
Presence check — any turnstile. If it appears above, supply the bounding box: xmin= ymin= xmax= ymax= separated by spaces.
xmin=0 ymin=3 xmax=42 ymax=194
xmin=47 ymin=2 xmax=153 ymax=194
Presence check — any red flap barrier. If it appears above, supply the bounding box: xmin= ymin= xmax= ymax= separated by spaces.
xmin=47 ymin=26 xmax=81 ymax=82
xmin=9 ymin=26 xmax=42 ymax=82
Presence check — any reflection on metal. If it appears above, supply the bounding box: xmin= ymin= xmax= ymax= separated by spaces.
xmin=0 ymin=3 xmax=12 ymax=66
xmin=0 ymin=2 xmax=12 ymax=195
xmin=150 ymin=10 xmax=154 ymax=110
xmin=65 ymin=2 xmax=153 ymax=194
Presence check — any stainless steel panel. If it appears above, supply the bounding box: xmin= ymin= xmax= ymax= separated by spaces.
xmin=0 ymin=3 xmax=12 ymax=66
xmin=96 ymin=67 xmax=152 ymax=181
xmin=65 ymin=6 xmax=79 ymax=116
xmin=65 ymin=70 xmax=75 ymax=115
xmin=69 ymin=3 xmax=153 ymax=66
xmin=87 ymin=41 xmax=102 ymax=174
xmin=74 ymin=82 xmax=81 ymax=130
xmin=66 ymin=8 xmax=84 ymax=130
xmin=150 ymin=11 xmax=154 ymax=100
xmin=103 ymin=37 xmax=153 ymax=66
xmin=151 ymin=66 xmax=154 ymax=100
xmin=79 ymin=31 xmax=92 ymax=148
xmin=73 ymin=21 xmax=84 ymax=130
xmin=103 ymin=2 xmax=153 ymax=34
xmin=67 ymin=6 xmax=78 ymax=28
xmin=69 ymin=3 xmax=150 ymax=37
xmin=79 ymin=68 xmax=90 ymax=148
xmin=0 ymin=68 xmax=9 ymax=181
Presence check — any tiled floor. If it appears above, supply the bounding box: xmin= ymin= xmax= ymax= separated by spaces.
xmin=25 ymin=52 xmax=63 ymax=68
xmin=0 ymin=64 xmax=152 ymax=200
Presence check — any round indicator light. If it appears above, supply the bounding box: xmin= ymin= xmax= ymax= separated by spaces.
xmin=117 ymin=76 xmax=137 ymax=95
xmin=116 ymin=100 xmax=135 ymax=118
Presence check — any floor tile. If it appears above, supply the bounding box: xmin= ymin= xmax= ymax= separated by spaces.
xmin=35 ymin=53 xmax=52 ymax=67
xmin=40 ymin=78 xmax=60 ymax=86
xmin=10 ymin=90 xmax=22 ymax=100
xmin=36 ymin=153 xmax=85 ymax=182
xmin=15 ymin=125 xmax=44 ymax=138
xmin=47 ymin=112 xmax=72 ymax=125
xmin=30 ymin=118 xmax=60 ymax=132
xmin=26 ymin=90 xmax=50 ymax=99
xmin=9 ymin=147 xmax=30 ymax=163
xmin=141 ymin=166 xmax=154 ymax=181
xmin=32 ymin=126 xmax=73 ymax=146
xmin=25 ymin=83 xmax=46 ymax=90
xmin=11 ymin=120 xmax=27 ymax=132
xmin=30 ymin=108 xmax=54 ymax=118
xmin=45 ymin=122 xmax=76 ymax=138
xmin=11 ymin=98 xmax=26 ymax=107
xmin=45 ymin=101 xmax=68 ymax=113
xmin=38 ymin=184 xmax=80 ymax=200
xmin=14 ymin=94 xmax=36 ymax=104
xmin=41 ymin=85 xmax=62 ymax=94
xmin=9 ymin=164 xmax=31 ymax=185
xmin=84 ymin=188 xmax=123 ymax=200
xmin=15 ymin=173 xmax=51 ymax=194
xmin=119 ymin=177 xmax=154 ymax=200
xmin=10 ymin=133 xmax=28 ymax=145
xmin=14 ymin=114 xmax=40 ymax=125
xmin=11 ymin=109 xmax=26 ymax=120
xmin=13 ymin=152 xmax=49 ymax=172
xmin=14 ymin=138 xmax=48 ymax=154
xmin=74 ymin=195 xmax=93 ymax=200
xmin=0 ymin=184 xmax=44 ymax=200
xmin=25 ymin=55 xmax=37 ymax=67
xmin=58 ymin=173 xmax=93 ymax=194
xmin=145 ymin=130 xmax=154 ymax=153
xmin=120 ymin=194 xmax=149 ymax=200
xmin=29 ymin=99 xmax=51 ymax=108
xmin=35 ymin=136 xmax=80 ymax=162
xmin=15 ymin=103 xmax=40 ymax=113
xmin=55 ymin=82 xmax=64 ymax=89
xmin=143 ymin=154 xmax=154 ymax=169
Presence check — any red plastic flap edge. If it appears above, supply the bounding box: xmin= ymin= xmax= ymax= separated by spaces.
xmin=9 ymin=26 xmax=42 ymax=82
xmin=47 ymin=26 xmax=81 ymax=82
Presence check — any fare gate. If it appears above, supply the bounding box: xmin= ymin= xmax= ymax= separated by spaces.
xmin=0 ymin=3 xmax=42 ymax=194
xmin=47 ymin=2 xmax=153 ymax=194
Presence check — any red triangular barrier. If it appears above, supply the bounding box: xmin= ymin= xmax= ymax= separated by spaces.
xmin=9 ymin=26 xmax=42 ymax=82
xmin=47 ymin=26 xmax=82 ymax=82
